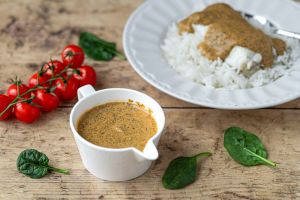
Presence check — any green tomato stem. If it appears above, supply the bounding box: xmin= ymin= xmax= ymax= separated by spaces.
xmin=0 ymin=83 xmax=47 ymax=118
xmin=0 ymin=65 xmax=73 ymax=118
xmin=17 ymin=78 xmax=20 ymax=96
xmin=194 ymin=152 xmax=212 ymax=160
xmin=243 ymin=148 xmax=277 ymax=167
xmin=0 ymin=97 xmax=31 ymax=117
xmin=48 ymin=166 xmax=70 ymax=174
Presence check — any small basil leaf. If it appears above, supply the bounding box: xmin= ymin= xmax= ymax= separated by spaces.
xmin=224 ymin=127 xmax=276 ymax=167
xmin=162 ymin=152 xmax=212 ymax=189
xmin=17 ymin=149 xmax=49 ymax=179
xmin=80 ymin=32 xmax=116 ymax=49
xmin=79 ymin=32 xmax=126 ymax=61
xmin=17 ymin=149 xmax=69 ymax=179
xmin=82 ymin=45 xmax=114 ymax=61
xmin=18 ymin=163 xmax=49 ymax=179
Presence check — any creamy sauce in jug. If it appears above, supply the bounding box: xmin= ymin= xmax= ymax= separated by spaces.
xmin=77 ymin=101 xmax=157 ymax=151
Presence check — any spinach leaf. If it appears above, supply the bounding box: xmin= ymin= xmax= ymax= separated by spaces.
xmin=79 ymin=32 xmax=126 ymax=61
xmin=224 ymin=127 xmax=276 ymax=167
xmin=162 ymin=152 xmax=212 ymax=189
xmin=17 ymin=149 xmax=69 ymax=179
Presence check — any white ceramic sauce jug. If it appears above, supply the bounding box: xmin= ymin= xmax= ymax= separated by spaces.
xmin=69 ymin=85 xmax=165 ymax=181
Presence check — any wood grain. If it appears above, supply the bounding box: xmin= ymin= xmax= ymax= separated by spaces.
xmin=0 ymin=0 xmax=299 ymax=108
xmin=0 ymin=108 xmax=299 ymax=199
xmin=0 ymin=0 xmax=299 ymax=199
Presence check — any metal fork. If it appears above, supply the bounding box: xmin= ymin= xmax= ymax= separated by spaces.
xmin=243 ymin=13 xmax=300 ymax=39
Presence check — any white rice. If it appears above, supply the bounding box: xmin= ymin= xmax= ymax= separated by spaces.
xmin=161 ymin=19 xmax=300 ymax=89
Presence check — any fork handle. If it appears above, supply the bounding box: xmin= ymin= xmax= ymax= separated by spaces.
xmin=277 ymin=29 xmax=300 ymax=40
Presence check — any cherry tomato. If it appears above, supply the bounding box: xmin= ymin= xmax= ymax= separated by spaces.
xmin=34 ymin=89 xmax=60 ymax=112
xmin=73 ymin=66 xmax=97 ymax=87
xmin=53 ymin=76 xmax=79 ymax=101
xmin=61 ymin=45 xmax=84 ymax=69
xmin=28 ymin=72 xmax=50 ymax=88
xmin=7 ymin=83 xmax=30 ymax=100
xmin=42 ymin=60 xmax=66 ymax=77
xmin=0 ymin=94 xmax=13 ymax=120
xmin=14 ymin=101 xmax=41 ymax=123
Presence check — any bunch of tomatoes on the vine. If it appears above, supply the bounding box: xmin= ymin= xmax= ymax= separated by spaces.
xmin=0 ymin=44 xmax=96 ymax=123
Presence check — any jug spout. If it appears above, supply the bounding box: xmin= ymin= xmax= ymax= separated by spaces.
xmin=134 ymin=141 xmax=159 ymax=162
xmin=143 ymin=141 xmax=159 ymax=160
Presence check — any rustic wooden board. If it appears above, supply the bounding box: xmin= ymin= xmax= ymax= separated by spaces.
xmin=0 ymin=0 xmax=299 ymax=199
xmin=0 ymin=108 xmax=299 ymax=199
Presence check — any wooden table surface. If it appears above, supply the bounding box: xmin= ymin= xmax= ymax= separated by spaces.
xmin=0 ymin=0 xmax=299 ymax=199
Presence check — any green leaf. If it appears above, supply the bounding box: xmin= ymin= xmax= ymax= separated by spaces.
xmin=224 ymin=127 xmax=276 ymax=167
xmin=162 ymin=152 xmax=212 ymax=189
xmin=17 ymin=149 xmax=49 ymax=179
xmin=79 ymin=32 xmax=126 ymax=61
xmin=17 ymin=149 xmax=69 ymax=179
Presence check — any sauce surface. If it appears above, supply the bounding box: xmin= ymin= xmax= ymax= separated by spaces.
xmin=178 ymin=3 xmax=285 ymax=68
xmin=77 ymin=102 xmax=157 ymax=151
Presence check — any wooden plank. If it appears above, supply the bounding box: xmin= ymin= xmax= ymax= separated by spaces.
xmin=0 ymin=108 xmax=299 ymax=199
xmin=0 ymin=0 xmax=299 ymax=109
xmin=0 ymin=0 xmax=299 ymax=199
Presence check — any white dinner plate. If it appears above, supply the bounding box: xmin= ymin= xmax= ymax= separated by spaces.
xmin=123 ymin=0 xmax=300 ymax=109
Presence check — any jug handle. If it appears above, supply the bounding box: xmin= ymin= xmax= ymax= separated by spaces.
xmin=78 ymin=85 xmax=96 ymax=100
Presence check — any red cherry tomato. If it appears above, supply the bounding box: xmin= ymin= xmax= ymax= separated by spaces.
xmin=28 ymin=72 xmax=50 ymax=88
xmin=61 ymin=45 xmax=84 ymax=69
xmin=7 ymin=83 xmax=30 ymax=100
xmin=42 ymin=60 xmax=66 ymax=77
xmin=34 ymin=89 xmax=60 ymax=112
xmin=53 ymin=76 xmax=79 ymax=101
xmin=73 ymin=66 xmax=97 ymax=87
xmin=0 ymin=94 xmax=13 ymax=120
xmin=14 ymin=101 xmax=41 ymax=123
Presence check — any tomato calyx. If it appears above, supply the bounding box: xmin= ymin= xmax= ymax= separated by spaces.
xmin=38 ymin=68 xmax=45 ymax=77
xmin=45 ymin=60 xmax=55 ymax=73
xmin=64 ymin=50 xmax=83 ymax=58
xmin=61 ymin=45 xmax=84 ymax=69
xmin=8 ymin=76 xmax=23 ymax=88
xmin=65 ymin=50 xmax=75 ymax=58
xmin=72 ymin=66 xmax=97 ymax=86
xmin=36 ymin=63 xmax=49 ymax=78
xmin=19 ymin=96 xmax=40 ymax=107
xmin=73 ymin=69 xmax=81 ymax=75
xmin=43 ymin=59 xmax=67 ymax=77
xmin=63 ymin=51 xmax=76 ymax=68
xmin=58 ymin=73 xmax=74 ymax=84
xmin=7 ymin=77 xmax=30 ymax=100
xmin=53 ymin=75 xmax=79 ymax=101
xmin=45 ymin=84 xmax=58 ymax=94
